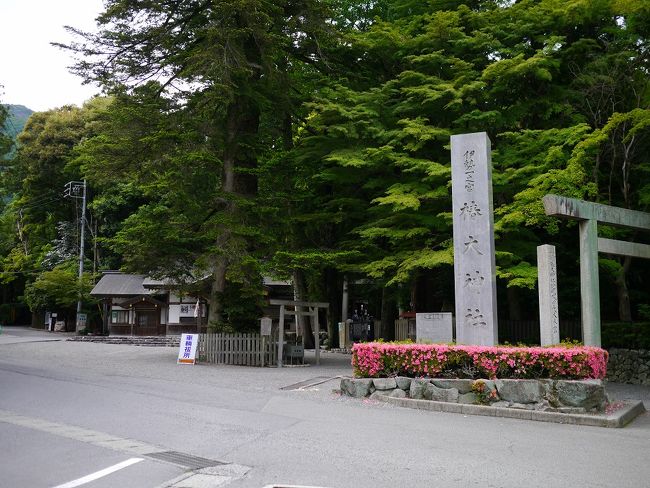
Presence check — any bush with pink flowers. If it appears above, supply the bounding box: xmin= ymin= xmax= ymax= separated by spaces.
xmin=352 ymin=342 xmax=608 ymax=380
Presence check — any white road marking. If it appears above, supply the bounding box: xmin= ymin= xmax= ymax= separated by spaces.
xmin=51 ymin=457 xmax=144 ymax=488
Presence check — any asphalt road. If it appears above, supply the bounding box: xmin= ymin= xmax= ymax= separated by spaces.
xmin=1 ymin=326 xmax=650 ymax=488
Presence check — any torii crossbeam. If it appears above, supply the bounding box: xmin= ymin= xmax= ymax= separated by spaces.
xmin=543 ymin=194 xmax=650 ymax=346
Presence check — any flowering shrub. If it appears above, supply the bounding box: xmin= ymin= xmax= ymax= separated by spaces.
xmin=352 ymin=342 xmax=608 ymax=380
xmin=471 ymin=380 xmax=498 ymax=404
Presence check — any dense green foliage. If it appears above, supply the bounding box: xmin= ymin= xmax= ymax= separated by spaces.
xmin=1 ymin=0 xmax=650 ymax=343
xmin=602 ymin=322 xmax=650 ymax=350
xmin=0 ymin=101 xmax=11 ymax=159
xmin=2 ymin=105 xmax=33 ymax=140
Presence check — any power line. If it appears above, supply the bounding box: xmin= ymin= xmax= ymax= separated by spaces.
xmin=18 ymin=196 xmax=64 ymax=210
xmin=2 ymin=195 xmax=66 ymax=215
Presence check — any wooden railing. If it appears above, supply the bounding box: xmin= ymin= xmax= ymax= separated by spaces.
xmin=199 ymin=332 xmax=278 ymax=367
xmin=394 ymin=319 xmax=415 ymax=341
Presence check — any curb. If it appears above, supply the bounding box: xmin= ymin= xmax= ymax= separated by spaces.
xmin=373 ymin=394 xmax=646 ymax=428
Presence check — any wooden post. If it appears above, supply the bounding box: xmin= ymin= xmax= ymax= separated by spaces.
xmin=313 ymin=307 xmax=320 ymax=365
xmin=278 ymin=305 xmax=285 ymax=368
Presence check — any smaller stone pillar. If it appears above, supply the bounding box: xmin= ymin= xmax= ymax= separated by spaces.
xmin=537 ymin=244 xmax=560 ymax=346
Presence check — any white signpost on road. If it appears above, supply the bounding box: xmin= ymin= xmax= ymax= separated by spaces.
xmin=177 ymin=333 xmax=199 ymax=364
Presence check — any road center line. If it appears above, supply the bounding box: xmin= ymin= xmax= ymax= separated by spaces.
xmin=51 ymin=457 xmax=144 ymax=488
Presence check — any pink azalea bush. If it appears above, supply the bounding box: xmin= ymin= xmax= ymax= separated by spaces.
xmin=352 ymin=342 xmax=608 ymax=380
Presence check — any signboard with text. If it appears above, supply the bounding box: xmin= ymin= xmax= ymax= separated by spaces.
xmin=177 ymin=333 xmax=199 ymax=365
xmin=77 ymin=313 xmax=87 ymax=328
xmin=260 ymin=317 xmax=272 ymax=336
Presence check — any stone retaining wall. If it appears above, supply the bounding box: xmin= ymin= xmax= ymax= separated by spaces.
xmin=341 ymin=377 xmax=607 ymax=413
xmin=607 ymin=348 xmax=650 ymax=385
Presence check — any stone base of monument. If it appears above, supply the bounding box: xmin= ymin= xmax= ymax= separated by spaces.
xmin=340 ymin=377 xmax=645 ymax=428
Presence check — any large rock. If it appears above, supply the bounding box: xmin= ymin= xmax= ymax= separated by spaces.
xmin=432 ymin=379 xmax=474 ymax=394
xmin=555 ymin=380 xmax=606 ymax=411
xmin=424 ymin=383 xmax=459 ymax=402
xmin=495 ymin=380 xmax=545 ymax=404
xmin=458 ymin=392 xmax=478 ymax=404
xmin=388 ymin=388 xmax=407 ymax=398
xmin=373 ymin=377 xmax=398 ymax=390
xmin=395 ymin=377 xmax=412 ymax=390
xmin=341 ymin=378 xmax=374 ymax=398
xmin=369 ymin=390 xmax=390 ymax=400
xmin=409 ymin=379 xmax=429 ymax=399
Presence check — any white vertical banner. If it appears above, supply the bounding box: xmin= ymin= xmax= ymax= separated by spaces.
xmin=177 ymin=333 xmax=199 ymax=364
xmin=451 ymin=132 xmax=498 ymax=345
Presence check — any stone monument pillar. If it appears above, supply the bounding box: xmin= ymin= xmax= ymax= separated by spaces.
xmin=537 ymin=244 xmax=560 ymax=345
xmin=451 ymin=132 xmax=498 ymax=345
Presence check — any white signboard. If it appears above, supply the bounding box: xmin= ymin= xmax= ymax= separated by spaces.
xmin=77 ymin=313 xmax=87 ymax=327
xmin=260 ymin=317 xmax=272 ymax=336
xmin=177 ymin=333 xmax=199 ymax=365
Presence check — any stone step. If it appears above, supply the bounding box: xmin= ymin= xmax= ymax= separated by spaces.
xmin=67 ymin=336 xmax=181 ymax=347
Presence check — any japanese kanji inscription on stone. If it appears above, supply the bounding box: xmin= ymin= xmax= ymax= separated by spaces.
xmin=451 ymin=132 xmax=498 ymax=345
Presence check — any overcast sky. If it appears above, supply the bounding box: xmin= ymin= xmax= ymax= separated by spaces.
xmin=0 ymin=0 xmax=104 ymax=112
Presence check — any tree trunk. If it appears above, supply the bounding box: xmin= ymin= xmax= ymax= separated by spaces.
xmin=293 ymin=269 xmax=314 ymax=348
xmin=325 ymin=268 xmax=340 ymax=349
xmin=380 ymin=286 xmax=395 ymax=341
xmin=207 ymin=91 xmax=260 ymax=328
xmin=208 ymin=255 xmax=228 ymax=326
xmin=31 ymin=310 xmax=41 ymax=329
xmin=616 ymin=256 xmax=632 ymax=322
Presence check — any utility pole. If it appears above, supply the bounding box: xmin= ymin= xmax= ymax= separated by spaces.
xmin=64 ymin=180 xmax=87 ymax=332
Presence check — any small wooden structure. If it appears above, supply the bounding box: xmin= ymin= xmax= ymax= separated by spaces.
xmin=269 ymin=299 xmax=329 ymax=367
xmin=90 ymin=272 xmax=207 ymax=336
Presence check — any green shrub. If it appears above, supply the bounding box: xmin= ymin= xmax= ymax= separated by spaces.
xmin=601 ymin=322 xmax=650 ymax=350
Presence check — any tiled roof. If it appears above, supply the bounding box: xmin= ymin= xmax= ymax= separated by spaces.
xmin=90 ymin=272 xmax=154 ymax=297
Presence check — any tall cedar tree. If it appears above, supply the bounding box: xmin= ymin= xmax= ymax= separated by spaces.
xmin=60 ymin=0 xmax=337 ymax=325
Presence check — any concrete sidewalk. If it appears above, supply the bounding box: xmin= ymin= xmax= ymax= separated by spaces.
xmin=606 ymin=382 xmax=650 ymax=409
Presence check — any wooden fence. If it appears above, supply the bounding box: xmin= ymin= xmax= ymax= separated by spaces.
xmin=199 ymin=332 xmax=278 ymax=367
xmin=498 ymin=320 xmax=581 ymax=345
xmin=394 ymin=318 xmax=416 ymax=341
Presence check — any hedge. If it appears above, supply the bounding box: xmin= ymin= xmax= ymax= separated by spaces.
xmin=352 ymin=342 xmax=608 ymax=380
xmin=602 ymin=321 xmax=650 ymax=350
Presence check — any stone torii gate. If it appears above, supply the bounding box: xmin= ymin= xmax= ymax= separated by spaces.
xmin=543 ymin=194 xmax=650 ymax=347
xmin=269 ymin=299 xmax=329 ymax=367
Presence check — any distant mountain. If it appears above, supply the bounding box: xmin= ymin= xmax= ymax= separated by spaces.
xmin=3 ymin=104 xmax=34 ymax=139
